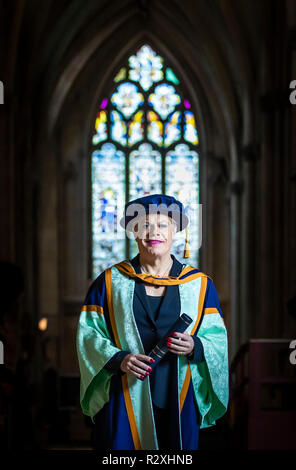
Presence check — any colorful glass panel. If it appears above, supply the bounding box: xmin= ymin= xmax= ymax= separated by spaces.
xmin=100 ymin=98 xmax=108 ymax=109
xmin=129 ymin=45 xmax=163 ymax=91
xmin=129 ymin=143 xmax=162 ymax=258
xmin=114 ymin=67 xmax=126 ymax=82
xmin=164 ymin=111 xmax=181 ymax=147
xmin=128 ymin=111 xmax=144 ymax=146
xmin=147 ymin=111 xmax=163 ymax=146
xmin=166 ymin=68 xmax=180 ymax=85
xmin=148 ymin=84 xmax=181 ymax=120
xmin=91 ymin=143 xmax=126 ymax=277
xmin=184 ymin=99 xmax=191 ymax=109
xmin=165 ymin=144 xmax=199 ymax=266
xmin=129 ymin=143 xmax=162 ymax=199
xmin=184 ymin=111 xmax=199 ymax=145
xmin=93 ymin=110 xmax=107 ymax=145
xmin=111 ymin=110 xmax=127 ymax=146
xmin=111 ymin=83 xmax=144 ymax=118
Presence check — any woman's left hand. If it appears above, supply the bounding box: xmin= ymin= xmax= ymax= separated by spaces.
xmin=166 ymin=332 xmax=194 ymax=355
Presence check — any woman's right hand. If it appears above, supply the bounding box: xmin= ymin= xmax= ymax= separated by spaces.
xmin=120 ymin=353 xmax=155 ymax=379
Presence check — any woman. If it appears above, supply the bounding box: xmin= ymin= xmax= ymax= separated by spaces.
xmin=76 ymin=194 xmax=229 ymax=450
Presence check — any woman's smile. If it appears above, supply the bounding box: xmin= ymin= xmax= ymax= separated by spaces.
xmin=146 ymin=240 xmax=164 ymax=245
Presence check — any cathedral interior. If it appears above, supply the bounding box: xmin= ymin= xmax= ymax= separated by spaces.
xmin=0 ymin=0 xmax=296 ymax=452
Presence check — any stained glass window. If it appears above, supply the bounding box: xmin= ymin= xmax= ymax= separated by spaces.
xmin=92 ymin=110 xmax=107 ymax=145
xmin=111 ymin=111 xmax=126 ymax=146
xmin=129 ymin=143 xmax=162 ymax=208
xmin=147 ymin=111 xmax=163 ymax=146
xmin=91 ymin=44 xmax=200 ymax=277
xmin=184 ymin=111 xmax=199 ymax=145
xmin=128 ymin=111 xmax=144 ymax=146
xmin=91 ymin=143 xmax=126 ymax=275
xmin=165 ymin=144 xmax=199 ymax=260
xmin=164 ymin=111 xmax=181 ymax=147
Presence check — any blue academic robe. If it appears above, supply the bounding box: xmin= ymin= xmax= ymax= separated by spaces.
xmin=78 ymin=253 xmax=227 ymax=450
xmin=103 ymin=253 xmax=205 ymax=409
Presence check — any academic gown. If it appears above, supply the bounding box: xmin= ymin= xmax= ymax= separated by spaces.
xmin=103 ymin=253 xmax=206 ymax=408
xmin=93 ymin=253 xmax=205 ymax=450
xmin=77 ymin=254 xmax=229 ymax=451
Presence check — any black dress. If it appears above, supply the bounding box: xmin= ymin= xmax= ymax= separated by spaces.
xmin=146 ymin=293 xmax=171 ymax=449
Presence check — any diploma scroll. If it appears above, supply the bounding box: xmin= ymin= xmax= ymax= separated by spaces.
xmin=141 ymin=313 xmax=193 ymax=380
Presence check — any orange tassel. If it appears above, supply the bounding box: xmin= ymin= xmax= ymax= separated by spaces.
xmin=183 ymin=225 xmax=190 ymax=258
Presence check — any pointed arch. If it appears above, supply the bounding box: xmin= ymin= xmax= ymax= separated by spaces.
xmin=91 ymin=43 xmax=200 ymax=277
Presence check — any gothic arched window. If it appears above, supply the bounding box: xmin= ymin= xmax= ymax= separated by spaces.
xmin=91 ymin=44 xmax=200 ymax=278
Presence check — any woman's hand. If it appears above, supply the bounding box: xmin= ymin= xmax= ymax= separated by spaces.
xmin=166 ymin=332 xmax=194 ymax=355
xmin=120 ymin=353 xmax=155 ymax=379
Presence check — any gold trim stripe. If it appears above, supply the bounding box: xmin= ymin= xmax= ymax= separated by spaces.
xmin=179 ymin=276 xmax=208 ymax=412
xmin=151 ymin=351 xmax=162 ymax=359
xmin=81 ymin=304 xmax=104 ymax=315
xmin=204 ymin=307 xmax=220 ymax=315
xmin=180 ymin=366 xmax=191 ymax=413
xmin=121 ymin=375 xmax=141 ymax=450
xmin=114 ymin=261 xmax=210 ymax=286
xmin=105 ymin=268 xmax=122 ymax=350
xmin=204 ymin=307 xmax=225 ymax=324
xmin=105 ymin=267 xmax=141 ymax=451
xmin=155 ymin=345 xmax=166 ymax=354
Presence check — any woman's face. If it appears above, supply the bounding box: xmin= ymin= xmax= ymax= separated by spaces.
xmin=133 ymin=213 xmax=177 ymax=258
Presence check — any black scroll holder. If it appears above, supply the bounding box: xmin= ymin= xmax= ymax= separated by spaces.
xmin=140 ymin=313 xmax=193 ymax=380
